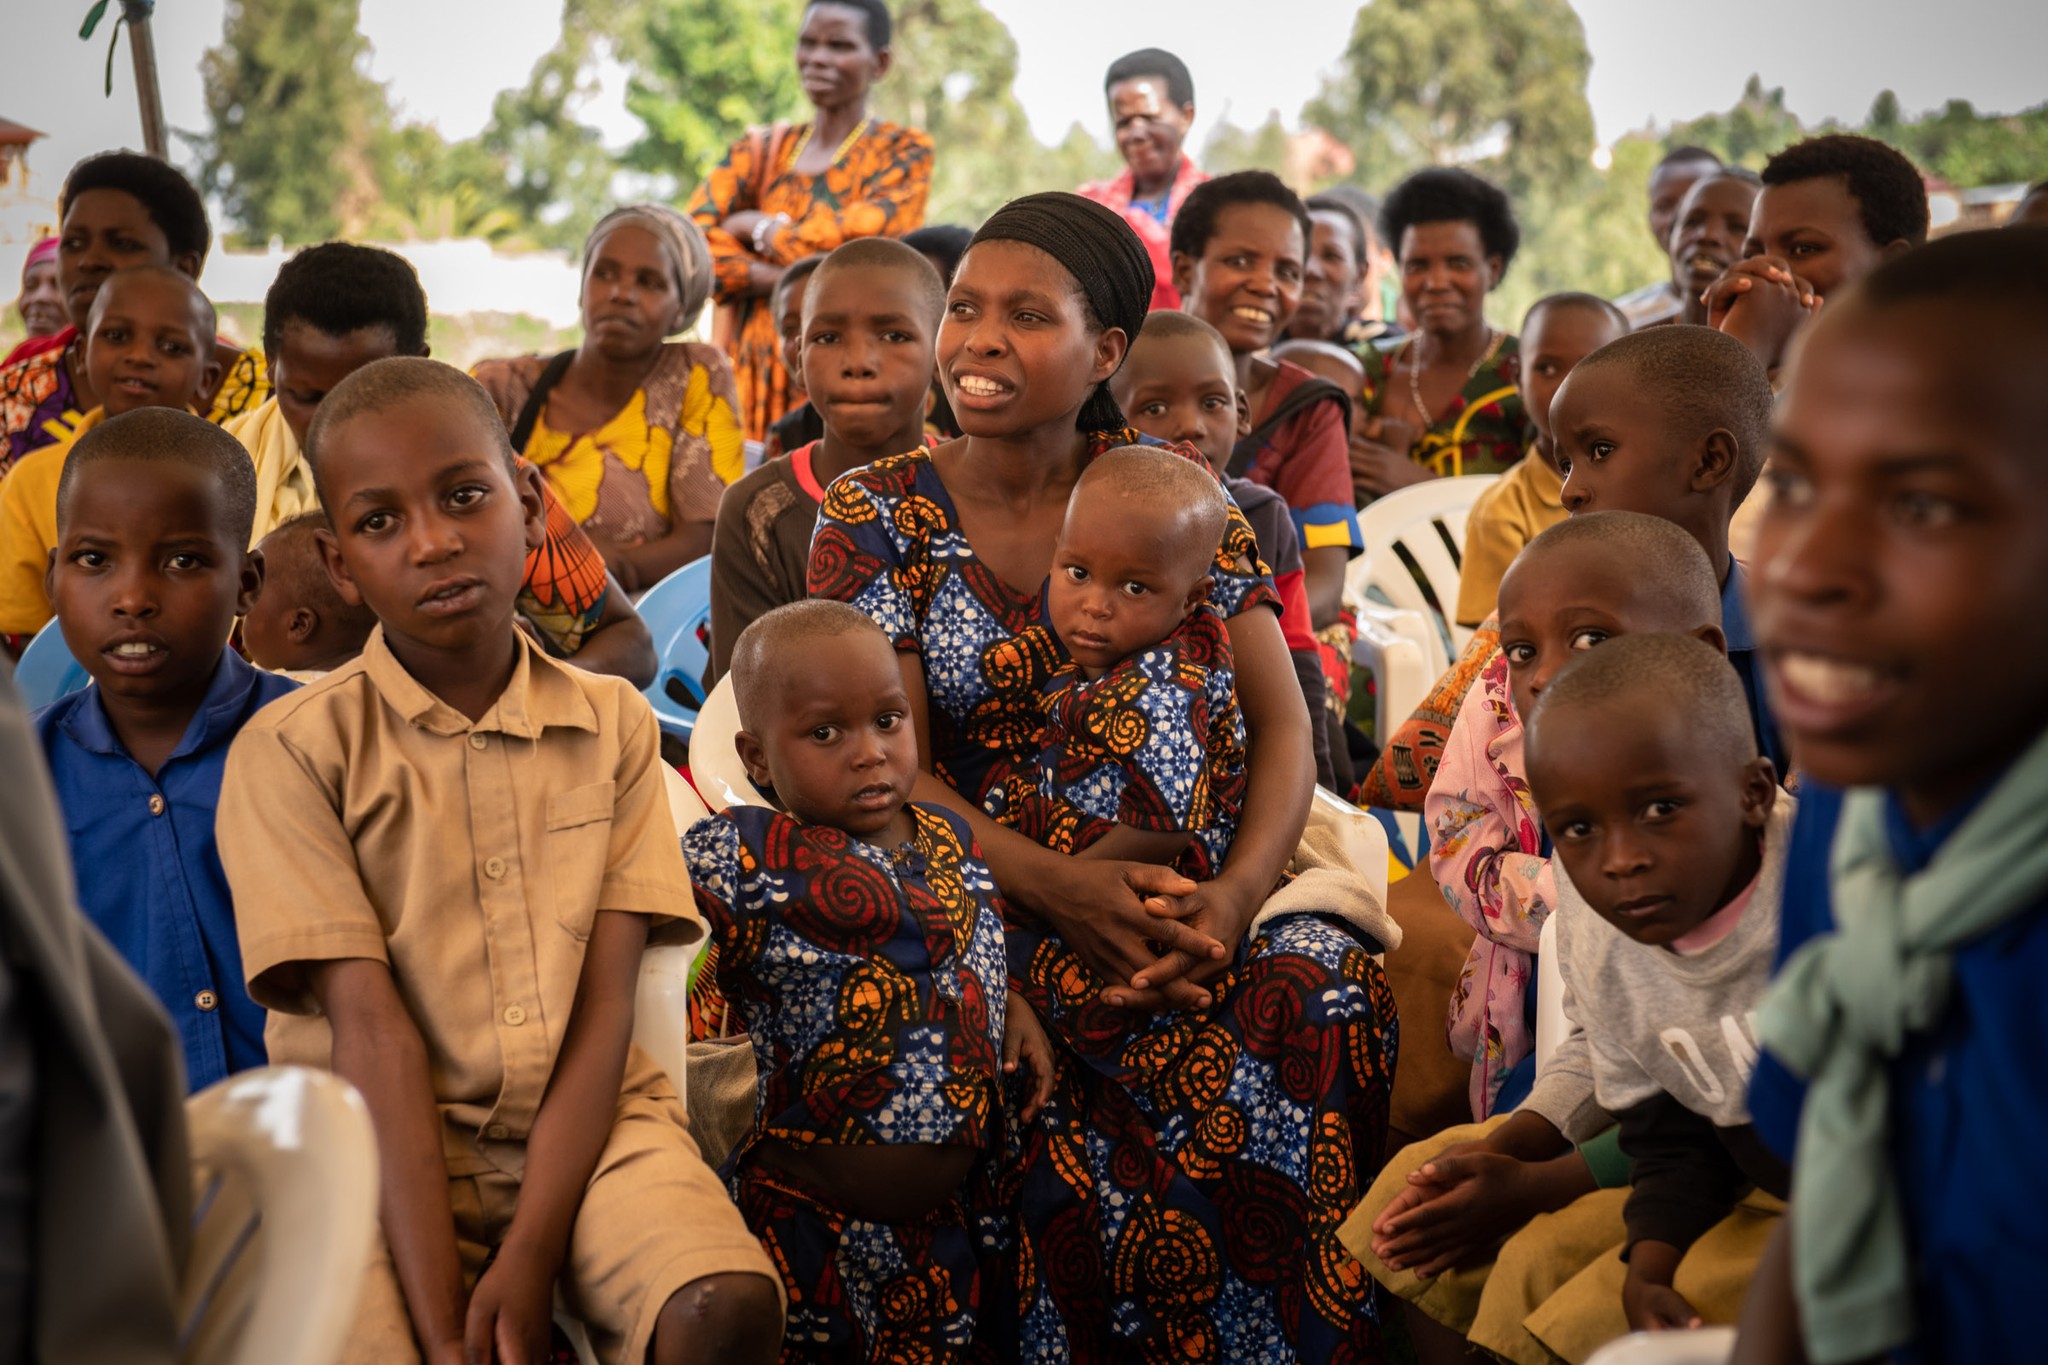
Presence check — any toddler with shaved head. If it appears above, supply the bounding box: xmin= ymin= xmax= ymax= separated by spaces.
xmin=987 ymin=443 xmax=1250 ymax=883
xmin=687 ymin=598 xmax=1052 ymax=1361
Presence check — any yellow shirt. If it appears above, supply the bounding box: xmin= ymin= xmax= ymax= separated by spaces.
xmin=221 ymin=397 xmax=318 ymax=545
xmin=1454 ymin=452 xmax=1567 ymax=629
xmin=219 ymin=626 xmax=701 ymax=1174
xmin=521 ymin=353 xmax=742 ymax=537
xmin=0 ymin=408 xmax=105 ymax=636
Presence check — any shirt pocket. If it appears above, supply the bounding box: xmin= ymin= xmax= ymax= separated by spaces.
xmin=546 ymin=780 xmax=617 ymax=941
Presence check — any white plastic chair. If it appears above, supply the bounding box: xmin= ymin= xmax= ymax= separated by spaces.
xmin=688 ymin=674 xmax=772 ymax=812
xmin=1350 ymin=609 xmax=1433 ymax=855
xmin=1347 ymin=475 xmax=1499 ymax=678
xmin=646 ymin=764 xmax=712 ymax=1092
xmin=179 ymin=1066 xmax=378 ymax=1365
xmin=558 ymin=767 xmax=711 ymax=1365
xmin=1584 ymin=1326 xmax=1736 ymax=1365
xmin=1534 ymin=911 xmax=1569 ymax=1077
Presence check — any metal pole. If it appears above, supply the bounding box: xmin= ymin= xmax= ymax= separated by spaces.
xmin=122 ymin=1 xmax=166 ymax=159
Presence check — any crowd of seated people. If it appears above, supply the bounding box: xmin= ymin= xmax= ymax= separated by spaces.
xmin=4 ymin=3 xmax=2045 ymax=1363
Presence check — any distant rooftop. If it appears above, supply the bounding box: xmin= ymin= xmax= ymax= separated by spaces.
xmin=0 ymin=119 xmax=45 ymax=147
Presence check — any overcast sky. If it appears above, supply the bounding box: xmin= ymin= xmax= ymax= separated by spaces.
xmin=11 ymin=0 xmax=2045 ymax=203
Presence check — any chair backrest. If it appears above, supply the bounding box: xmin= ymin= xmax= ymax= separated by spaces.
xmin=14 ymin=618 xmax=89 ymax=711
xmin=1583 ymin=1326 xmax=1735 ymax=1365
xmin=1348 ymin=475 xmax=1498 ymax=676
xmin=1534 ymin=911 xmax=1568 ymax=1077
xmin=634 ymin=556 xmax=713 ymax=744
xmin=179 ymin=1067 xmax=378 ymax=1365
xmin=688 ymin=674 xmax=772 ymax=813
xmin=661 ymin=762 xmax=710 ymax=831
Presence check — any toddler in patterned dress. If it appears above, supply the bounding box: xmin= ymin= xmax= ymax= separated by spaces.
xmin=682 ymin=600 xmax=1054 ymax=1364
xmin=993 ymin=443 xmax=1247 ymax=881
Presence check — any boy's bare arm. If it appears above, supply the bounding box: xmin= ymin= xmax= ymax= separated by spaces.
xmin=1734 ymin=1215 xmax=1812 ymax=1365
xmin=1074 ymin=824 xmax=1196 ymax=866
xmin=462 ymin=907 xmax=650 ymax=1360
xmin=310 ymin=957 xmax=469 ymax=1365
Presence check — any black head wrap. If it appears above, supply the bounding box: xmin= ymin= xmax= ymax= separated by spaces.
xmin=968 ymin=192 xmax=1153 ymax=431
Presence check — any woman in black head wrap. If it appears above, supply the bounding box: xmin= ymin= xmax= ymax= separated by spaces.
xmin=806 ymin=190 xmax=1398 ymax=1358
xmin=957 ymin=191 xmax=1154 ymax=431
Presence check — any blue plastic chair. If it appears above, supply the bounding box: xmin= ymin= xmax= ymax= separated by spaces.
xmin=13 ymin=619 xmax=89 ymax=711
xmin=635 ymin=556 xmax=713 ymax=744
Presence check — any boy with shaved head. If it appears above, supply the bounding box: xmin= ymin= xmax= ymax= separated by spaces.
xmin=686 ymin=599 xmax=1053 ymax=1361
xmin=240 ymin=511 xmax=377 ymax=678
xmin=217 ymin=357 xmax=782 ymax=1365
xmin=709 ymin=237 xmax=945 ymax=679
xmin=31 ymin=406 xmax=291 ymax=1091
xmin=1551 ymin=323 xmax=1784 ymax=772
xmin=987 ymin=444 xmax=1247 ymax=881
xmin=1353 ymin=635 xmax=1793 ymax=1360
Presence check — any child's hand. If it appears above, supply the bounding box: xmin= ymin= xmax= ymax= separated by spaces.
xmin=1368 ymin=1145 xmax=1543 ymax=1278
xmin=1622 ymin=1242 xmax=1703 ymax=1333
xmin=1004 ymin=992 xmax=1058 ymax=1124
xmin=463 ymin=1241 xmax=559 ymax=1365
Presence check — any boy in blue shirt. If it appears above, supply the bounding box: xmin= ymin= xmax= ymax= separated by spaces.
xmin=1736 ymin=228 xmax=2048 ymax=1364
xmin=31 ymin=406 xmax=295 ymax=1089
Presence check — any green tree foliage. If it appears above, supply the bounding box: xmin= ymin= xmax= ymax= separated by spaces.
xmin=870 ymin=0 xmax=1111 ymax=223
xmin=193 ymin=0 xmax=392 ymax=244
xmin=1307 ymin=0 xmax=1595 ymax=205
xmin=1664 ymin=76 xmax=1808 ymax=170
xmin=1203 ymin=113 xmax=1294 ymax=180
xmin=618 ymin=0 xmax=802 ymax=191
xmin=1881 ymin=97 xmax=2048 ymax=188
xmin=469 ymin=24 xmax=623 ymax=251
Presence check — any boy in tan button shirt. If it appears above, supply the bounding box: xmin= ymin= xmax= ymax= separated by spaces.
xmin=217 ymin=357 xmax=781 ymax=1365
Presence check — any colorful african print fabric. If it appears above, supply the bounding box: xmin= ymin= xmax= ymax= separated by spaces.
xmin=682 ymin=802 xmax=1008 ymax=1162
xmin=807 ymin=432 xmax=1277 ymax=808
xmin=0 ymin=327 xmax=268 ymax=475
xmin=519 ymin=476 xmax=611 ymax=658
xmin=731 ymin=1161 xmax=994 ymax=1365
xmin=687 ymin=121 xmax=933 ymax=441
xmin=1358 ymin=333 xmax=1531 ymax=482
xmin=809 ymin=432 xmax=1399 ymax=1362
xmin=994 ymin=916 xmax=1398 ymax=1362
xmin=685 ymin=802 xmax=1009 ymax=1362
xmin=989 ymin=606 xmax=1244 ymax=884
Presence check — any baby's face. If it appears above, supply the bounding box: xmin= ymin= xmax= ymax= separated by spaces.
xmin=1049 ymin=490 xmax=1208 ymax=677
xmin=740 ymin=628 xmax=919 ymax=843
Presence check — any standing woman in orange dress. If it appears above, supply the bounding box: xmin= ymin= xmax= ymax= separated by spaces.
xmin=686 ymin=0 xmax=933 ymax=442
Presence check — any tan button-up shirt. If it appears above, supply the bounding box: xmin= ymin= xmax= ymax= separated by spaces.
xmin=220 ymin=626 xmax=699 ymax=1176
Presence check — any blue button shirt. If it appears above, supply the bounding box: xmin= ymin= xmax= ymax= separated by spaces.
xmin=1721 ymin=559 xmax=1786 ymax=775
xmin=1750 ymin=780 xmax=2048 ymax=1364
xmin=31 ymin=652 xmax=298 ymax=1090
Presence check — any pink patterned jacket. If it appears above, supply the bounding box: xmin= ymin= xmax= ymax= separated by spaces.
xmin=1425 ymin=649 xmax=1556 ymax=1119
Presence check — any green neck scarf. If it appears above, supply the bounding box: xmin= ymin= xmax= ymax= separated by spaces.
xmin=1756 ymin=726 xmax=2048 ymax=1364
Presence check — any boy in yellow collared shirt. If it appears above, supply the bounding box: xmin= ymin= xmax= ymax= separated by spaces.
xmin=216 ymin=357 xmax=781 ymax=1365
xmin=1453 ymin=293 xmax=1627 ymax=630
xmin=0 ymin=265 xmax=222 ymax=640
